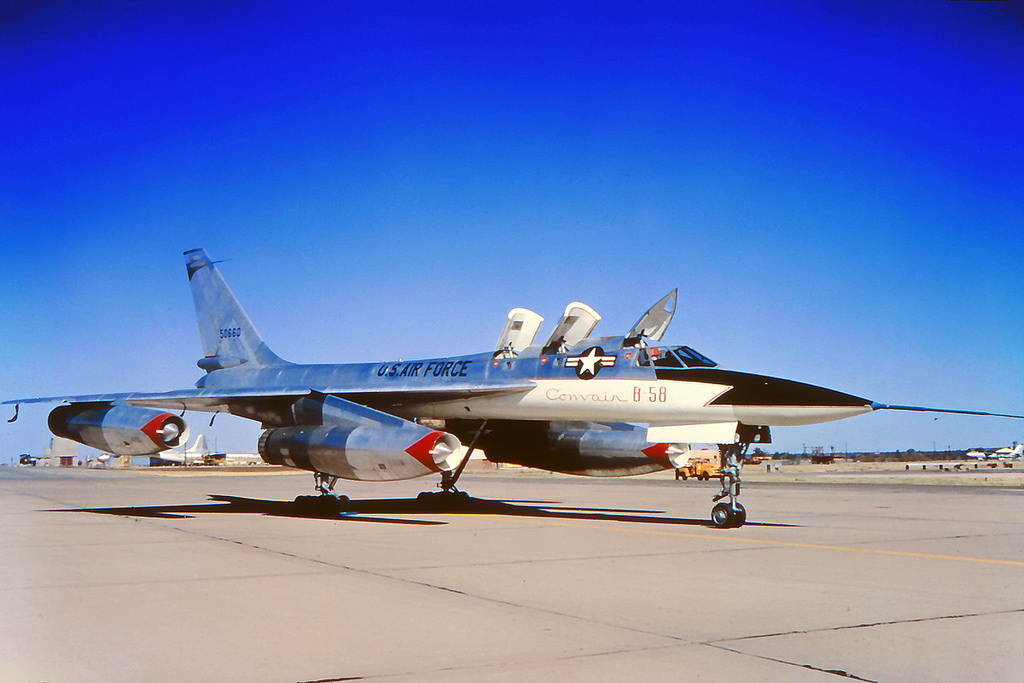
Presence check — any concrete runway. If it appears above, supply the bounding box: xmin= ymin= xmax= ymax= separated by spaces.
xmin=1 ymin=466 xmax=1022 ymax=682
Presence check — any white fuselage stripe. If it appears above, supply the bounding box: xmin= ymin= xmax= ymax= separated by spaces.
xmin=407 ymin=378 xmax=872 ymax=426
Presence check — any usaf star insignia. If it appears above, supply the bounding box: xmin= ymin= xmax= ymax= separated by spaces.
xmin=565 ymin=346 xmax=616 ymax=380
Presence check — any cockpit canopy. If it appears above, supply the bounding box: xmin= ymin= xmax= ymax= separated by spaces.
xmin=640 ymin=345 xmax=717 ymax=368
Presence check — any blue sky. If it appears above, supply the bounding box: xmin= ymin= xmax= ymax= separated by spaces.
xmin=2 ymin=1 xmax=1022 ymax=460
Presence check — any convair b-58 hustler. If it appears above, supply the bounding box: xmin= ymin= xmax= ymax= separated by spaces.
xmin=5 ymin=249 xmax=1022 ymax=527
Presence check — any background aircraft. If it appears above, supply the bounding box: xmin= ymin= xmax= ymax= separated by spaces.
xmin=149 ymin=434 xmax=226 ymax=466
xmin=967 ymin=442 xmax=1023 ymax=460
xmin=993 ymin=443 xmax=1023 ymax=459
xmin=4 ymin=249 xmax=1021 ymax=528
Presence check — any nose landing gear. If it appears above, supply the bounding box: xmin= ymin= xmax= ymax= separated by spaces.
xmin=711 ymin=440 xmax=750 ymax=528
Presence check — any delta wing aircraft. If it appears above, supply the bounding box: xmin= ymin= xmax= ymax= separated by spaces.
xmin=6 ymin=249 xmax=1022 ymax=527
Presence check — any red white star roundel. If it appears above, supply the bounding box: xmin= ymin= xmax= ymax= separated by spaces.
xmin=565 ymin=346 xmax=616 ymax=379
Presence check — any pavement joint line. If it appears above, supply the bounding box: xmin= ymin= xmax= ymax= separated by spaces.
xmin=710 ymin=606 xmax=1024 ymax=644
xmin=702 ymin=609 xmax=1024 ymax=683
xmin=493 ymin=516 xmax=1024 ymax=566
xmin=340 ymin=638 xmax=883 ymax=683
xmin=706 ymin=643 xmax=880 ymax=682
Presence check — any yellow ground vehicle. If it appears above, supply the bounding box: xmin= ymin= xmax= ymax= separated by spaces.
xmin=675 ymin=458 xmax=721 ymax=481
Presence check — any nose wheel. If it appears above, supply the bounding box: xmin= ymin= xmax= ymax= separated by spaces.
xmin=711 ymin=501 xmax=746 ymax=528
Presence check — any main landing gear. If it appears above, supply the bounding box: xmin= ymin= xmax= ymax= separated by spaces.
xmin=294 ymin=472 xmax=351 ymax=514
xmin=711 ymin=441 xmax=749 ymax=528
xmin=415 ymin=467 xmax=470 ymax=507
xmin=417 ymin=420 xmax=488 ymax=507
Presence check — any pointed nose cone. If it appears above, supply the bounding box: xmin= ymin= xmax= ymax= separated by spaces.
xmin=710 ymin=373 xmax=869 ymax=408
xmin=675 ymin=369 xmax=874 ymax=426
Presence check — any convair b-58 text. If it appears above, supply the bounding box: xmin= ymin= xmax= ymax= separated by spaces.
xmin=5 ymin=249 xmax=1022 ymax=527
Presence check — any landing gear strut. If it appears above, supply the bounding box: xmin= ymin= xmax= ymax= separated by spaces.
xmin=294 ymin=472 xmax=350 ymax=513
xmin=711 ymin=441 xmax=748 ymax=528
xmin=314 ymin=472 xmax=340 ymax=497
xmin=418 ymin=420 xmax=488 ymax=506
xmin=441 ymin=419 xmax=487 ymax=494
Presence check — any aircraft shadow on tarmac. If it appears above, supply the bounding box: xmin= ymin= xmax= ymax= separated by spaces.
xmin=49 ymin=494 xmax=792 ymax=528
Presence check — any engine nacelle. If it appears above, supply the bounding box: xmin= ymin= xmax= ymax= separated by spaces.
xmin=478 ymin=423 xmax=690 ymax=476
xmin=258 ymin=424 xmax=463 ymax=481
xmin=48 ymin=404 xmax=189 ymax=455
xmin=553 ymin=429 xmax=691 ymax=475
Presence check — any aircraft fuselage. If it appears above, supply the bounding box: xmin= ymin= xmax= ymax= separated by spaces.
xmin=197 ymin=345 xmax=873 ymax=431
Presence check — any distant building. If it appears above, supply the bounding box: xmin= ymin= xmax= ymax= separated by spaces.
xmin=39 ymin=437 xmax=80 ymax=467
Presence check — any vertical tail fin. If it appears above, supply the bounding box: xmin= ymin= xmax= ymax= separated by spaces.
xmin=184 ymin=249 xmax=284 ymax=371
xmin=184 ymin=434 xmax=208 ymax=457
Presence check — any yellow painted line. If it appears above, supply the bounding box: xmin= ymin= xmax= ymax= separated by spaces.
xmin=490 ymin=516 xmax=1024 ymax=567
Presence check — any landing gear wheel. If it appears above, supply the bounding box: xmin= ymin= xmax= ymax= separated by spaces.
xmin=418 ymin=490 xmax=469 ymax=500
xmin=297 ymin=472 xmax=351 ymax=515
xmin=417 ymin=489 xmax=470 ymax=510
xmin=711 ymin=502 xmax=746 ymax=528
xmin=711 ymin=503 xmax=732 ymax=528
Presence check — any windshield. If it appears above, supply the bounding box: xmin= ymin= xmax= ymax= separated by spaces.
xmin=647 ymin=345 xmax=717 ymax=368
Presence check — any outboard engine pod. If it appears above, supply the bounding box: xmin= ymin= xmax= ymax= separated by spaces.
xmin=48 ymin=404 xmax=190 ymax=455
